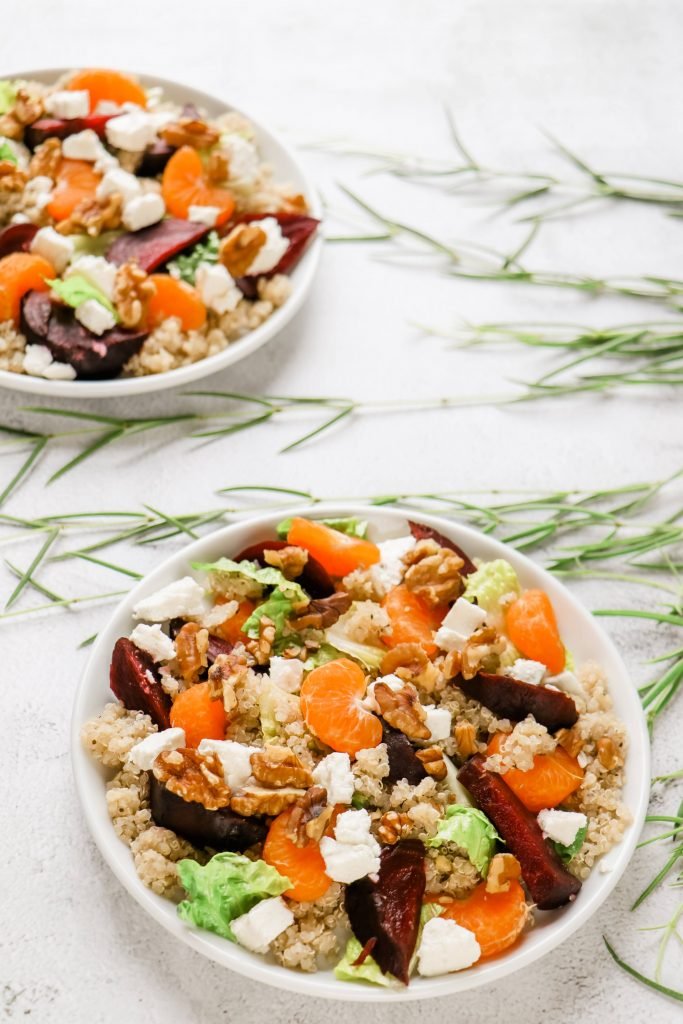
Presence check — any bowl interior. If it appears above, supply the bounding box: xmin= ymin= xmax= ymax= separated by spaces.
xmin=0 ymin=68 xmax=322 ymax=398
xmin=72 ymin=505 xmax=649 ymax=1001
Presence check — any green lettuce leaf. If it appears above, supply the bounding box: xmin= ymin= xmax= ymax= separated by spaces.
xmin=324 ymin=618 xmax=385 ymax=670
xmin=302 ymin=643 xmax=345 ymax=670
xmin=0 ymin=141 xmax=18 ymax=164
xmin=192 ymin=556 xmax=306 ymax=604
xmin=334 ymin=938 xmax=397 ymax=987
xmin=243 ymin=587 xmax=297 ymax=644
xmin=552 ymin=823 xmax=587 ymax=863
xmin=0 ymin=81 xmax=16 ymax=115
xmin=177 ymin=852 xmax=290 ymax=941
xmin=426 ymin=805 xmax=500 ymax=876
xmin=48 ymin=275 xmax=117 ymax=317
xmin=277 ymin=516 xmax=368 ymax=539
xmin=462 ymin=559 xmax=520 ymax=615
xmin=167 ymin=230 xmax=219 ymax=284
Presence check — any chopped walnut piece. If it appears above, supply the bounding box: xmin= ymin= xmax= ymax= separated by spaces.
xmin=380 ymin=642 xmax=443 ymax=695
xmin=0 ymin=114 xmax=23 ymax=141
xmin=597 ymin=736 xmax=622 ymax=770
xmin=14 ymin=88 xmax=43 ymax=125
xmin=231 ymin=786 xmax=306 ymax=817
xmin=374 ymin=681 xmax=430 ymax=741
xmin=292 ymin=592 xmax=351 ymax=631
xmin=174 ymin=622 xmax=209 ymax=684
xmin=113 ymin=262 xmax=155 ymax=329
xmin=219 ymin=223 xmax=267 ymax=277
xmin=207 ymin=650 xmax=247 ymax=712
xmin=245 ymin=615 xmax=275 ymax=665
xmin=439 ymin=648 xmax=462 ymax=681
xmin=416 ymin=746 xmax=447 ymax=781
xmin=460 ymin=626 xmax=506 ymax=680
xmin=250 ymin=745 xmax=313 ymax=789
xmin=153 ymin=748 xmax=231 ymax=810
xmin=206 ymin=150 xmax=229 ymax=185
xmin=263 ymin=545 xmax=309 ymax=580
xmin=556 ymin=726 xmax=584 ymax=759
xmin=56 ymin=193 xmax=122 ymax=237
xmin=486 ymin=853 xmax=522 ymax=894
xmin=29 ymin=137 xmax=62 ymax=180
xmin=279 ymin=193 xmax=309 ymax=215
xmin=0 ymin=161 xmax=28 ymax=192
xmin=377 ymin=810 xmax=413 ymax=845
xmin=159 ymin=118 xmax=220 ymax=150
xmin=403 ymin=539 xmax=464 ymax=607
xmin=453 ymin=721 xmax=479 ymax=759
xmin=286 ymin=786 xmax=333 ymax=846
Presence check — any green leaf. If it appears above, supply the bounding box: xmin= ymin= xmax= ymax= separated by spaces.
xmin=462 ymin=558 xmax=520 ymax=614
xmin=192 ymin=556 xmax=307 ymax=604
xmin=0 ymin=80 xmax=16 ymax=115
xmin=277 ymin=516 xmax=368 ymax=539
xmin=167 ymin=231 xmax=220 ymax=284
xmin=243 ymin=587 xmax=298 ymax=643
xmin=48 ymin=275 xmax=118 ymax=318
xmin=351 ymin=792 xmax=370 ymax=809
xmin=177 ymin=852 xmax=290 ymax=942
xmin=334 ymin=938 xmax=397 ymax=987
xmin=324 ymin=621 xmax=386 ymax=669
xmin=302 ymin=643 xmax=345 ymax=670
xmin=426 ymin=805 xmax=500 ymax=876
xmin=552 ymin=823 xmax=587 ymax=863
xmin=0 ymin=141 xmax=17 ymax=164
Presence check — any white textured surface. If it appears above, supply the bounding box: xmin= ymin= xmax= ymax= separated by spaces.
xmin=0 ymin=1 xmax=681 ymax=1020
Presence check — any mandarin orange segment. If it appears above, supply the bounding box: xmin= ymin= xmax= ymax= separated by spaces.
xmin=438 ymin=880 xmax=529 ymax=959
xmin=263 ymin=808 xmax=331 ymax=902
xmin=0 ymin=253 xmax=55 ymax=323
xmin=161 ymin=146 xmax=235 ymax=226
xmin=487 ymin=732 xmax=584 ymax=812
xmin=300 ymin=657 xmax=382 ymax=756
xmin=67 ymin=69 xmax=147 ymax=112
xmin=286 ymin=517 xmax=380 ymax=578
xmin=505 ymin=589 xmax=565 ymax=675
xmin=169 ymin=681 xmax=227 ymax=748
xmin=212 ymin=597 xmax=257 ymax=645
xmin=47 ymin=159 xmax=101 ymax=222
xmin=147 ymin=274 xmax=207 ymax=331
xmin=381 ymin=584 xmax=444 ymax=657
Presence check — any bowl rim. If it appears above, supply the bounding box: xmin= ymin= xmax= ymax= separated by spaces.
xmin=0 ymin=67 xmax=323 ymax=398
xmin=71 ymin=503 xmax=650 ymax=1001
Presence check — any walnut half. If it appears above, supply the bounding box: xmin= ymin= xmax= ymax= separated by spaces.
xmin=415 ymin=746 xmax=447 ymax=781
xmin=250 ymin=746 xmax=313 ymax=789
xmin=231 ymin=786 xmax=306 ymax=817
xmin=113 ymin=262 xmax=155 ymax=329
xmin=374 ymin=681 xmax=430 ymax=741
xmin=376 ymin=810 xmax=413 ymax=845
xmin=486 ymin=853 xmax=522 ymax=894
xmin=403 ymin=539 xmax=464 ymax=607
xmin=286 ymin=786 xmax=333 ymax=846
xmin=219 ymin=223 xmax=267 ymax=277
xmin=153 ymin=748 xmax=231 ymax=810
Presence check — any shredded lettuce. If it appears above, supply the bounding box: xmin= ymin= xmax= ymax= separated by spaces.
xmin=0 ymin=81 xmax=16 ymax=115
xmin=564 ymin=647 xmax=575 ymax=672
xmin=177 ymin=852 xmax=290 ymax=941
xmin=71 ymin=230 xmax=123 ymax=258
xmin=243 ymin=587 xmax=298 ymax=644
xmin=0 ymin=141 xmax=18 ymax=164
xmin=277 ymin=516 xmax=368 ymax=539
xmin=302 ymin=643 xmax=345 ymax=670
xmin=334 ymin=938 xmax=397 ymax=987
xmin=426 ymin=805 xmax=500 ymax=876
xmin=192 ymin=556 xmax=306 ymax=604
xmin=324 ymin=622 xmax=385 ymax=669
xmin=48 ymin=275 xmax=117 ymax=317
xmin=463 ymin=559 xmax=520 ymax=616
xmin=552 ymin=823 xmax=588 ymax=863
xmin=167 ymin=230 xmax=219 ymax=284
xmin=259 ymin=677 xmax=300 ymax=739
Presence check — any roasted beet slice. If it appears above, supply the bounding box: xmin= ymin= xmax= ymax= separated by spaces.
xmin=408 ymin=520 xmax=476 ymax=576
xmin=105 ymin=218 xmax=210 ymax=272
xmin=207 ymin=635 xmax=234 ymax=663
xmin=137 ymin=139 xmax=175 ymax=178
xmin=234 ymin=538 xmax=335 ymax=598
xmin=0 ymin=222 xmax=38 ymax=258
xmin=345 ymin=839 xmax=425 ymax=984
xmin=21 ymin=290 xmax=147 ymax=378
xmin=110 ymin=637 xmax=171 ymax=729
xmin=458 ymin=673 xmax=578 ymax=732
xmin=382 ymin=723 xmax=428 ymax=786
xmin=458 ymin=755 xmax=581 ymax=910
xmin=24 ymin=113 xmax=113 ymax=149
xmin=149 ymin=776 xmax=266 ymax=851
xmin=237 ymin=213 xmax=319 ymax=276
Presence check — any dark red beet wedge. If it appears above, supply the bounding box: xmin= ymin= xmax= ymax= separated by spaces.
xmin=105 ymin=218 xmax=210 ymax=272
xmin=382 ymin=724 xmax=428 ymax=786
xmin=408 ymin=520 xmax=476 ymax=576
xmin=458 ymin=755 xmax=581 ymax=910
xmin=345 ymin=839 xmax=426 ymax=984
xmin=234 ymin=538 xmax=335 ymax=598
xmin=149 ymin=776 xmax=266 ymax=851
xmin=137 ymin=139 xmax=175 ymax=178
xmin=0 ymin=222 xmax=38 ymax=258
xmin=21 ymin=291 xmax=147 ymax=378
xmin=457 ymin=673 xmax=578 ymax=732
xmin=237 ymin=213 xmax=319 ymax=276
xmin=110 ymin=637 xmax=171 ymax=729
xmin=24 ymin=113 xmax=114 ymax=149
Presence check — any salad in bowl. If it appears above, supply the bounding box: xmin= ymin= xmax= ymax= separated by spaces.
xmin=0 ymin=68 xmax=319 ymax=389
xmin=76 ymin=509 xmax=645 ymax=997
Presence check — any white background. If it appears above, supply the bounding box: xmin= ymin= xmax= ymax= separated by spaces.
xmin=1 ymin=1 xmax=682 ymax=1021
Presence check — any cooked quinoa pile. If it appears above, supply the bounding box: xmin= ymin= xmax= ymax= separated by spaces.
xmin=82 ymin=515 xmax=630 ymax=984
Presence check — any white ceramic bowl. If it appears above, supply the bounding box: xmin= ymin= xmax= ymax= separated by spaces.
xmin=1 ymin=69 xmax=322 ymax=398
xmin=71 ymin=505 xmax=649 ymax=1001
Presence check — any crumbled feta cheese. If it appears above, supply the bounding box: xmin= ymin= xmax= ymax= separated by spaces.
xmin=94 ymin=149 xmax=120 ymax=174
xmin=221 ymin=133 xmax=260 ymax=183
xmin=269 ymin=656 xmax=304 ymax=693
xmin=577 ymin=750 xmax=591 ymax=769
xmin=362 ymin=672 xmax=404 ymax=712
xmin=128 ymin=727 xmax=186 ymax=771
xmin=435 ymin=597 xmax=487 ymax=652
xmin=195 ymin=262 xmax=242 ymax=314
xmin=22 ymin=343 xmax=77 ymax=380
xmin=423 ymin=705 xmax=452 ymax=742
xmin=30 ymin=226 xmax=74 ymax=273
xmin=129 ymin=623 xmax=176 ymax=662
xmin=66 ymin=255 xmax=117 ymax=300
xmin=312 ymin=752 xmax=354 ymax=805
xmin=94 ymin=100 xmax=121 ymax=115
xmin=132 ymin=576 xmax=208 ymax=622
xmin=245 ymin=216 xmax=289 ymax=276
xmin=537 ymin=808 xmax=587 ymax=847
xmin=417 ymin=917 xmax=481 ymax=976
xmin=200 ymin=600 xmax=238 ymax=630
xmin=74 ymin=298 xmax=116 ymax=335
xmin=44 ymin=89 xmax=90 ymax=119
xmin=544 ymin=670 xmax=584 ymax=697
xmin=24 ymin=175 xmax=53 ymax=210
xmin=62 ymin=129 xmax=107 ymax=162
xmin=319 ymin=808 xmax=381 ymax=884
xmin=504 ymin=659 xmax=547 ymax=686
xmin=122 ymin=193 xmax=165 ymax=232
xmin=105 ymin=110 xmax=157 ymax=151
xmin=231 ymin=897 xmax=294 ymax=953
xmin=599 ymin=860 xmax=613 ymax=875
xmin=198 ymin=739 xmax=258 ymax=790
xmin=96 ymin=167 xmax=141 ymax=204
xmin=188 ymin=204 xmax=220 ymax=227
xmin=369 ymin=534 xmax=416 ymax=595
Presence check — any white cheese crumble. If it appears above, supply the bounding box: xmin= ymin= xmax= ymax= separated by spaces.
xmin=543 ymin=669 xmax=585 ymax=697
xmin=62 ymin=129 xmax=108 ymax=162
xmin=319 ymin=808 xmax=381 ymax=884
xmin=231 ymin=897 xmax=294 ymax=953
xmin=65 ymin=255 xmax=117 ymax=301
xmin=435 ymin=597 xmax=487 ymax=652
xmin=44 ymin=89 xmax=90 ymax=119
xmin=22 ymin=343 xmax=77 ymax=380
xmin=30 ymin=225 xmax=74 ymax=273
xmin=122 ymin=192 xmax=165 ymax=232
xmin=128 ymin=727 xmax=186 ymax=771
xmin=132 ymin=576 xmax=208 ymax=622
xmin=245 ymin=217 xmax=289 ymax=276
xmin=416 ymin=917 xmax=481 ymax=976
xmin=129 ymin=623 xmax=176 ymax=662
xmin=503 ymin=658 xmax=547 ymax=686
xmin=269 ymin=656 xmax=305 ymax=694
xmin=369 ymin=534 xmax=416 ymax=596
xmin=221 ymin=133 xmax=260 ymax=183
xmin=312 ymin=752 xmax=355 ymax=805
xmin=105 ymin=110 xmax=157 ymax=151
xmin=96 ymin=167 xmax=141 ymax=204
xmin=423 ymin=705 xmax=452 ymax=742
xmin=361 ymin=672 xmax=404 ymax=713
xmin=537 ymin=808 xmax=587 ymax=847
xmin=200 ymin=600 xmax=238 ymax=630
xmin=74 ymin=299 xmax=116 ymax=335
xmin=197 ymin=739 xmax=258 ymax=790
xmin=195 ymin=262 xmax=242 ymax=314
xmin=188 ymin=204 xmax=220 ymax=227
